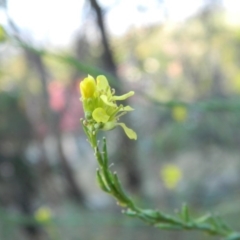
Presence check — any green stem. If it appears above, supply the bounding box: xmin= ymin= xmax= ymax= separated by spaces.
xmin=86 ymin=131 xmax=240 ymax=240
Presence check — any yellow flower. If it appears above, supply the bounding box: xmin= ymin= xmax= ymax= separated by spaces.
xmin=80 ymin=75 xmax=96 ymax=99
xmin=80 ymin=75 xmax=137 ymax=140
xmin=160 ymin=164 xmax=182 ymax=190
xmin=172 ymin=106 xmax=187 ymax=122
xmin=34 ymin=207 xmax=52 ymax=224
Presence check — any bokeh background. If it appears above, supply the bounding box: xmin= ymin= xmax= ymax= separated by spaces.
xmin=0 ymin=0 xmax=240 ymax=239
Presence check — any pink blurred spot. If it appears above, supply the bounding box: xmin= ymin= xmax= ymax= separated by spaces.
xmin=48 ymin=81 xmax=66 ymax=112
xmin=60 ymin=80 xmax=84 ymax=132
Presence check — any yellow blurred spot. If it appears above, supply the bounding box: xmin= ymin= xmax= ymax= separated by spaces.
xmin=143 ymin=58 xmax=160 ymax=73
xmin=232 ymin=73 xmax=240 ymax=94
xmin=160 ymin=164 xmax=182 ymax=190
xmin=172 ymin=106 xmax=187 ymax=122
xmin=0 ymin=25 xmax=7 ymax=42
xmin=34 ymin=207 xmax=52 ymax=224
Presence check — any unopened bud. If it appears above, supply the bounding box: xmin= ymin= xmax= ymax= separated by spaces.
xmin=85 ymin=111 xmax=92 ymax=120
xmin=94 ymin=123 xmax=103 ymax=130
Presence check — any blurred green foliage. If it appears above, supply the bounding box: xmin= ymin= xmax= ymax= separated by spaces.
xmin=0 ymin=4 xmax=240 ymax=240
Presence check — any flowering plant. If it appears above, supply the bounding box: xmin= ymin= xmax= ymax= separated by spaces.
xmin=80 ymin=75 xmax=136 ymax=140
xmin=80 ymin=75 xmax=240 ymax=240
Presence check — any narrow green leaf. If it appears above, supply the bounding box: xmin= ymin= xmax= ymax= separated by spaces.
xmin=181 ymin=203 xmax=190 ymax=222
xmin=155 ymin=223 xmax=182 ymax=230
xmin=124 ymin=209 xmax=137 ymax=217
xmin=195 ymin=214 xmax=211 ymax=223
xmin=95 ymin=146 xmax=103 ymax=166
xmin=141 ymin=209 xmax=163 ymax=220
xmin=96 ymin=169 xmax=110 ymax=193
xmin=102 ymin=137 xmax=108 ymax=167
xmin=112 ymin=172 xmax=130 ymax=203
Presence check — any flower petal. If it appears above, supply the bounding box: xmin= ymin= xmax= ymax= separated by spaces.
xmin=120 ymin=106 xmax=134 ymax=111
xmin=92 ymin=108 xmax=110 ymax=123
xmin=97 ymin=75 xmax=110 ymax=92
xmin=112 ymin=91 xmax=134 ymax=101
xmin=100 ymin=95 xmax=116 ymax=107
xmin=117 ymin=123 xmax=137 ymax=140
xmin=102 ymin=121 xmax=116 ymax=131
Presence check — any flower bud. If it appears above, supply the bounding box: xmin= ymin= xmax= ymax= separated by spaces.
xmin=85 ymin=111 xmax=92 ymax=120
xmin=80 ymin=76 xmax=96 ymax=99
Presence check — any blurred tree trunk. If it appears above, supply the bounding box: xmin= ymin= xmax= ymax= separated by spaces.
xmin=0 ymin=92 xmax=43 ymax=240
xmin=24 ymin=49 xmax=86 ymax=204
xmin=16 ymin=156 xmax=43 ymax=240
xmin=88 ymin=0 xmax=142 ymax=193
xmin=89 ymin=0 xmax=117 ymax=75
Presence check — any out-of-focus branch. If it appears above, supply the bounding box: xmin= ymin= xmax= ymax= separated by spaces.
xmin=89 ymin=0 xmax=117 ymax=76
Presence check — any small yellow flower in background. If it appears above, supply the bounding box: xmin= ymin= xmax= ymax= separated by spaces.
xmin=160 ymin=164 xmax=182 ymax=190
xmin=79 ymin=75 xmax=137 ymax=140
xmin=232 ymin=73 xmax=240 ymax=94
xmin=172 ymin=105 xmax=187 ymax=122
xmin=0 ymin=25 xmax=7 ymax=43
xmin=34 ymin=207 xmax=52 ymax=224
